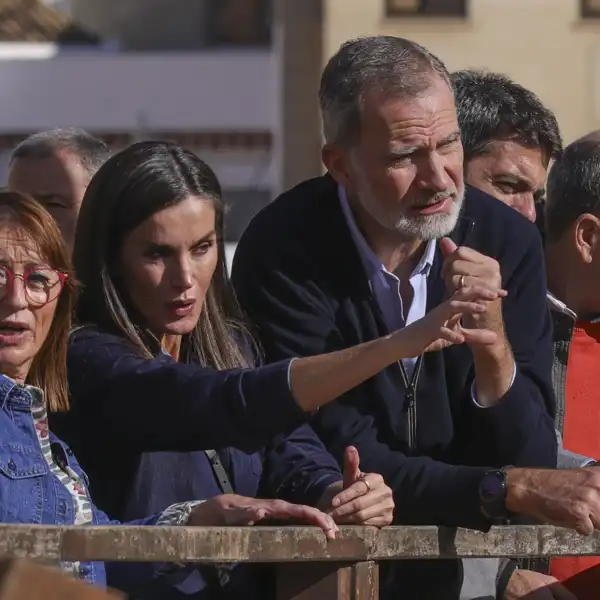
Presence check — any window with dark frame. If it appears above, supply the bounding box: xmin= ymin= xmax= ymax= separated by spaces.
xmin=209 ymin=0 xmax=271 ymax=46
xmin=582 ymin=0 xmax=600 ymax=18
xmin=386 ymin=0 xmax=467 ymax=17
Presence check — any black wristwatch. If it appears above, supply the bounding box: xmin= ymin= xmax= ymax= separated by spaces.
xmin=479 ymin=467 xmax=512 ymax=523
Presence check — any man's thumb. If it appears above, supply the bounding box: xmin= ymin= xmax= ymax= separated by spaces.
xmin=343 ymin=446 xmax=361 ymax=488
xmin=440 ymin=237 xmax=458 ymax=257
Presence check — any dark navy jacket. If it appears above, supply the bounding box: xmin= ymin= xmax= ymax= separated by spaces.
xmin=0 ymin=374 xmax=163 ymax=589
xmin=53 ymin=327 xmax=342 ymax=599
xmin=231 ymin=176 xmax=558 ymax=599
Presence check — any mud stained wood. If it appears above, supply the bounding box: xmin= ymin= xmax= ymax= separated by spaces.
xmin=351 ymin=561 xmax=379 ymax=600
xmin=276 ymin=561 xmax=379 ymax=600
xmin=276 ymin=563 xmax=346 ymax=600
xmin=0 ymin=525 xmax=598 ymax=563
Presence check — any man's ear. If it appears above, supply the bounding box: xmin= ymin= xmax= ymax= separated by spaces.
xmin=574 ymin=213 xmax=600 ymax=264
xmin=322 ymin=144 xmax=353 ymax=189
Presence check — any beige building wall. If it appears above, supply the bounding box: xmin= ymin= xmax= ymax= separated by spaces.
xmin=274 ymin=0 xmax=324 ymax=192
xmin=323 ymin=0 xmax=600 ymax=145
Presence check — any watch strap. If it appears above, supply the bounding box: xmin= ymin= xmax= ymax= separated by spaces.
xmin=480 ymin=467 xmax=513 ymax=523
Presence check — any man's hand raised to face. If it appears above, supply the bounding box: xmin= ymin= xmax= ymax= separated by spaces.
xmin=439 ymin=237 xmax=506 ymax=336
xmin=439 ymin=237 xmax=515 ymax=406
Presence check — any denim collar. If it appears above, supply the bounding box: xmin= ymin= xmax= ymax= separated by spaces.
xmin=0 ymin=373 xmax=44 ymax=410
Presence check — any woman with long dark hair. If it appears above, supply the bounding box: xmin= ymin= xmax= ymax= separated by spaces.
xmin=0 ymin=191 xmax=306 ymax=591
xmin=57 ymin=141 xmax=499 ymax=599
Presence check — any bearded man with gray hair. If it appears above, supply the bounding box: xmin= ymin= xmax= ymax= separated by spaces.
xmin=232 ymin=37 xmax=594 ymax=599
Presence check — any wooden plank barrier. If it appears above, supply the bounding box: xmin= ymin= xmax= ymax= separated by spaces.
xmin=0 ymin=524 xmax=598 ymax=599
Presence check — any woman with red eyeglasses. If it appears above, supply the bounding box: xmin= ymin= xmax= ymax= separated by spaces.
xmin=0 ymin=190 xmax=343 ymax=590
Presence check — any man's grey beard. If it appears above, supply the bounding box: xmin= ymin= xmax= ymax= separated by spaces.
xmin=357 ymin=185 xmax=465 ymax=241
xmin=392 ymin=187 xmax=464 ymax=240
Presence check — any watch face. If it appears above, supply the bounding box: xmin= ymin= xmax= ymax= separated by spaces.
xmin=480 ymin=472 xmax=503 ymax=501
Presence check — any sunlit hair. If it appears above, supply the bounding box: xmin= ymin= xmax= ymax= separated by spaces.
xmin=0 ymin=191 xmax=76 ymax=411
xmin=73 ymin=140 xmax=252 ymax=369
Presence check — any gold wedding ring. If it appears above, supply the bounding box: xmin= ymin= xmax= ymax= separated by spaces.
xmin=459 ymin=274 xmax=466 ymax=288
xmin=360 ymin=476 xmax=372 ymax=493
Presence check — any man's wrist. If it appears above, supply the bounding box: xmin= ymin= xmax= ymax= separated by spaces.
xmin=472 ymin=338 xmax=515 ymax=406
xmin=471 ymin=362 xmax=516 ymax=408
xmin=473 ymin=334 xmax=512 ymax=361
xmin=504 ymin=468 xmax=537 ymax=514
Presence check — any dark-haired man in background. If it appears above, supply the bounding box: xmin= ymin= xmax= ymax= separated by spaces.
xmin=7 ymin=127 xmax=110 ymax=251
xmin=452 ymin=70 xmax=593 ymax=465
xmin=451 ymin=71 xmax=600 ymax=599
xmin=451 ymin=70 xmax=562 ymax=233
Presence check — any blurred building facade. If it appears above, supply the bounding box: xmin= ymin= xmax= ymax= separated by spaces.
xmin=327 ymin=0 xmax=600 ymax=145
xmin=0 ymin=0 xmax=277 ymax=245
xmin=2 ymin=0 xmax=600 ymax=245
xmin=281 ymin=0 xmax=600 ymax=189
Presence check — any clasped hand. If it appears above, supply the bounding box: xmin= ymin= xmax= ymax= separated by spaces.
xmin=325 ymin=446 xmax=395 ymax=526
xmin=440 ymin=237 xmax=506 ymax=339
xmin=397 ymin=238 xmax=508 ymax=355
xmin=187 ymin=447 xmax=394 ymax=539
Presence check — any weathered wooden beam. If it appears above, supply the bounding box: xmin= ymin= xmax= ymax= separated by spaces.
xmin=0 ymin=525 xmax=599 ymax=563
xmin=276 ymin=561 xmax=379 ymax=600
xmin=0 ymin=525 xmax=376 ymax=563
xmin=376 ymin=525 xmax=600 ymax=559
xmin=276 ymin=563 xmax=349 ymax=600
xmin=347 ymin=561 xmax=379 ymax=600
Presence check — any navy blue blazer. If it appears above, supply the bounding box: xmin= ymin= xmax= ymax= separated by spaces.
xmin=231 ymin=177 xmax=558 ymax=599
xmin=52 ymin=327 xmax=342 ymax=600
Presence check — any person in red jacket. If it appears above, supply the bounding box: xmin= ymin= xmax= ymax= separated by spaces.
xmin=542 ymin=138 xmax=600 ymax=600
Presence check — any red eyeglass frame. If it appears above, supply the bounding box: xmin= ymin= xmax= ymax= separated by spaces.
xmin=0 ymin=266 xmax=68 ymax=307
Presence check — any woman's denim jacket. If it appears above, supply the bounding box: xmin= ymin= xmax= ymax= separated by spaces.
xmin=0 ymin=374 xmax=159 ymax=588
